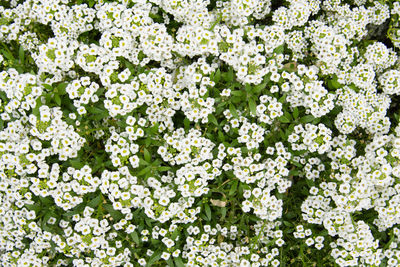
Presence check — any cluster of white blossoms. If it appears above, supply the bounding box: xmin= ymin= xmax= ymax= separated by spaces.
xmin=284 ymin=64 xmax=336 ymax=117
xmin=293 ymin=225 xmax=325 ymax=250
xmin=182 ymin=223 xmax=283 ymax=267
xmin=33 ymin=37 xmax=79 ymax=83
xmin=289 ymin=123 xmax=332 ymax=154
xmin=105 ymin=129 xmax=140 ymax=168
xmin=335 ymin=86 xmax=391 ymax=134
xmin=66 ymin=76 xmax=100 ymax=111
xmin=255 ymin=95 xmax=283 ymax=125
xmin=232 ymin=116 xmax=266 ymax=150
xmin=158 ymin=128 xmax=214 ymax=166
xmin=379 ymin=69 xmax=400 ymax=95
xmin=1 ymin=0 xmax=400 ymax=266
xmin=298 ymin=125 xmax=400 ymax=265
xmin=242 ymin=188 xmax=283 ymax=221
xmin=0 ymin=69 xmax=41 ymax=121
xmin=174 ymin=59 xmax=217 ymax=123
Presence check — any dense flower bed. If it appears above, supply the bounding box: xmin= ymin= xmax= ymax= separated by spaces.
xmin=1 ymin=0 xmax=400 ymax=266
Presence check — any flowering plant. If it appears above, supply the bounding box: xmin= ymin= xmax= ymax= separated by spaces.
xmin=1 ymin=0 xmax=400 ymax=266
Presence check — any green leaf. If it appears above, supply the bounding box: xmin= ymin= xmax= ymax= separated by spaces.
xmin=171 ymin=228 xmax=180 ymax=240
xmin=290 ymin=160 xmax=303 ymax=168
xmin=306 ymin=179 xmax=314 ymax=187
xmin=147 ymin=251 xmax=162 ymax=266
xmin=43 ymin=84 xmax=52 ymax=91
xmin=145 ymin=217 xmax=153 ymax=227
xmin=214 ymin=69 xmax=221 ymax=84
xmin=218 ymin=130 xmax=225 ymax=142
xmin=200 ymin=213 xmax=208 ymax=221
xmin=144 ymin=148 xmax=151 ymax=162
xmin=88 ymin=193 xmax=102 ymax=208
xmin=286 ymin=211 xmax=296 ymax=219
xmin=252 ymin=81 xmax=267 ymax=94
xmin=221 ymin=207 xmax=227 ymax=219
xmin=208 ymin=12 xmax=222 ymax=31
xmin=273 ymin=44 xmax=284 ymax=54
xmin=144 ymin=137 xmax=152 ymax=147
xmin=174 ymin=257 xmax=185 ymax=267
xmin=19 ymin=45 xmax=24 ymax=64
xmin=249 ymin=215 xmax=259 ymax=222
xmin=289 ymin=169 xmax=300 ymax=176
xmin=149 ymin=122 xmax=159 ymax=135
xmin=283 ymin=221 xmax=292 ymax=227
xmin=138 ymin=165 xmax=152 ymax=176
xmin=227 ymin=66 xmax=234 ymax=83
xmin=278 ymin=112 xmax=292 ymax=123
xmin=1 ymin=49 xmax=14 ymax=61
xmin=204 ymin=203 xmax=212 ymax=221
xmin=130 ymin=231 xmax=140 ymax=245
xmin=54 ymin=94 xmax=61 ymax=106
xmin=285 ymin=123 xmax=295 ymax=138
xmin=63 ymin=203 xmax=85 ymax=217
xmin=70 ymin=159 xmax=84 ymax=169
xmin=166 ymin=258 xmax=175 ymax=267
xmin=139 ymin=158 xmax=149 ymax=166
xmin=151 ymin=159 xmax=161 ymax=167
xmin=300 ymin=115 xmax=315 ymax=123
xmin=231 ymin=90 xmax=244 ymax=97
xmin=229 ymin=104 xmax=239 ymax=119
xmin=293 ymin=107 xmax=299 ymax=119
xmin=249 ymin=97 xmax=257 ymax=116
xmin=327 ymin=76 xmax=342 ymax=90
xmin=278 ymin=93 xmax=286 ymax=103
xmin=87 ymin=106 xmax=105 ymax=114
xmin=279 ymin=129 xmax=285 ymax=139
xmin=25 ymin=204 xmax=41 ymax=213
xmin=231 ymin=96 xmax=242 ymax=104
xmin=57 ymin=82 xmax=68 ymax=95
xmin=32 ymin=98 xmax=42 ymax=117
xmin=183 ymin=118 xmax=190 ymax=131
xmin=208 ymin=114 xmax=218 ymax=126
xmin=45 ymin=93 xmax=52 ymax=104
xmin=229 ymin=179 xmax=238 ymax=195
xmin=278 ymin=114 xmax=291 ymax=123
xmin=40 ymin=196 xmax=53 ymax=206
xmin=91 ymin=112 xmax=109 ymax=121
xmin=96 ymin=87 xmax=105 ymax=96
xmin=158 ymin=166 xmax=171 ymax=172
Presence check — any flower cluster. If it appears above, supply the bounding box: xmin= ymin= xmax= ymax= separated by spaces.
xmin=289 ymin=123 xmax=332 ymax=154
xmin=256 ymin=95 xmax=283 ymax=125
xmin=1 ymin=0 xmax=400 ymax=266
xmin=66 ymin=76 xmax=100 ymax=111
xmin=335 ymin=86 xmax=391 ymax=134
xmin=0 ymin=69 xmax=40 ymax=121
